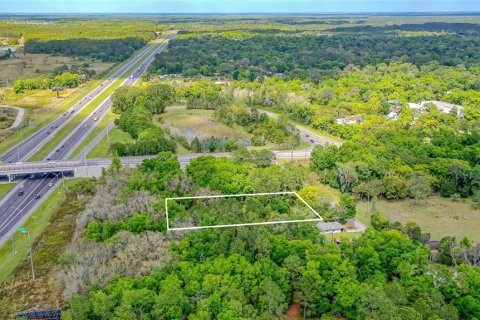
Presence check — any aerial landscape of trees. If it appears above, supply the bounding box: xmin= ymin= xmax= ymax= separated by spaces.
xmin=0 ymin=15 xmax=479 ymax=320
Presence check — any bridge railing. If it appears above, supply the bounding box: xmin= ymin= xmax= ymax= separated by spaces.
xmin=0 ymin=160 xmax=97 ymax=174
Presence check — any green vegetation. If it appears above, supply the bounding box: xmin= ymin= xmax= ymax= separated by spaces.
xmin=13 ymin=72 xmax=81 ymax=93
xmin=87 ymin=127 xmax=133 ymax=158
xmin=109 ymin=83 xmax=177 ymax=156
xmin=0 ymin=183 xmax=14 ymax=198
xmin=0 ymin=179 xmax=78 ymax=282
xmin=357 ymin=197 xmax=480 ymax=242
xmin=0 ymin=107 xmax=17 ymax=129
xmin=2 ymin=16 xmax=480 ymax=320
xmin=24 ymin=152 xmax=475 ymax=320
xmin=25 ymin=37 xmax=146 ymax=62
xmin=29 ymin=41 xmax=162 ymax=160
xmin=149 ymin=23 xmax=480 ymax=80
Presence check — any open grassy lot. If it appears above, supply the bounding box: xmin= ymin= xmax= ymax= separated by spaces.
xmin=356 ymin=197 xmax=480 ymax=242
xmin=0 ymin=52 xmax=114 ymax=85
xmin=87 ymin=127 xmax=134 ymax=158
xmin=159 ymin=105 xmax=252 ymax=143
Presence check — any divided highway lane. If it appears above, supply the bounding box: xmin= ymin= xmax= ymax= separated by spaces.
xmin=0 ymin=34 xmax=174 ymax=244
xmin=0 ymin=174 xmax=57 ymax=241
xmin=0 ymin=35 xmax=169 ymax=164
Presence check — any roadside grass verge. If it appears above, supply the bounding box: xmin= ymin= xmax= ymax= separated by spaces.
xmin=87 ymin=127 xmax=134 ymax=158
xmin=0 ymin=183 xmax=14 ymax=198
xmin=0 ymin=179 xmax=87 ymax=319
xmin=30 ymin=41 xmax=162 ymax=161
xmin=0 ymin=179 xmax=80 ymax=282
xmin=356 ymin=196 xmax=480 ymax=242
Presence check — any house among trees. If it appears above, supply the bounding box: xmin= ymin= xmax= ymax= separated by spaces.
xmin=335 ymin=115 xmax=362 ymax=125
xmin=316 ymin=221 xmax=346 ymax=234
xmin=408 ymin=101 xmax=464 ymax=117
xmin=215 ymin=81 xmax=230 ymax=87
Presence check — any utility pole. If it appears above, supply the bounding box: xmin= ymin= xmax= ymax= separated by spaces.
xmin=28 ymin=230 xmax=35 ymax=280
xmin=11 ymin=236 xmax=16 ymax=255
xmin=18 ymin=227 xmax=35 ymax=281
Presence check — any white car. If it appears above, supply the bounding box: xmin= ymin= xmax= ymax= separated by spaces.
xmin=48 ymin=182 xmax=54 ymax=187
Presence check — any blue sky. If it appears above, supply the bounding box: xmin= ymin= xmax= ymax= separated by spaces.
xmin=1 ymin=0 xmax=480 ymax=14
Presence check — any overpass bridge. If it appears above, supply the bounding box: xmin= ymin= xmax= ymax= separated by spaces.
xmin=0 ymin=153 xmax=232 ymax=180
xmin=0 ymin=149 xmax=323 ymax=180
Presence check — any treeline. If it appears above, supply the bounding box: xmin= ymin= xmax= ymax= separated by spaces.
xmin=148 ymin=33 xmax=480 ymax=80
xmin=161 ymin=62 xmax=480 ymax=200
xmin=13 ymin=72 xmax=81 ymax=93
xmin=330 ymin=22 xmax=480 ymax=35
xmin=214 ymin=105 xmax=300 ymax=147
xmin=59 ymin=153 xmax=480 ymax=320
xmin=25 ymin=37 xmax=146 ymax=62
xmin=111 ymin=84 xmax=177 ymax=156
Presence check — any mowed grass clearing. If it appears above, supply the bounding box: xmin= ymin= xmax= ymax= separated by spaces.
xmin=356 ymin=197 xmax=480 ymax=242
xmin=159 ymin=106 xmax=251 ymax=142
xmin=0 ymin=52 xmax=113 ymax=84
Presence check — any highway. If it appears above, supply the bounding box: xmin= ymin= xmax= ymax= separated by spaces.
xmin=0 ymin=33 xmax=174 ymax=244
xmin=1 ymin=37 xmax=168 ymax=164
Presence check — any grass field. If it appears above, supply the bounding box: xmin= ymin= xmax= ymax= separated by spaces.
xmin=87 ymin=127 xmax=133 ymax=158
xmin=0 ymin=52 xmax=113 ymax=85
xmin=0 ymin=179 xmax=79 ymax=282
xmin=356 ymin=197 xmax=480 ymax=242
xmin=0 ymin=183 xmax=14 ymax=198
xmin=160 ymin=106 xmax=252 ymax=143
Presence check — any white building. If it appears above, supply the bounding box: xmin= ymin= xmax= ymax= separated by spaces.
xmin=408 ymin=101 xmax=463 ymax=117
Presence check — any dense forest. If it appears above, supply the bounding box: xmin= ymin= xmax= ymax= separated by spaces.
xmin=40 ymin=153 xmax=479 ymax=320
xmin=148 ymin=33 xmax=480 ymax=80
xmin=24 ymin=37 xmax=147 ymax=62
xmin=110 ymin=84 xmax=177 ymax=156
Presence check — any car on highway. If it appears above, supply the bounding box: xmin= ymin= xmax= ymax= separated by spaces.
xmin=18 ymin=190 xmax=24 ymax=196
xmin=34 ymin=194 xmax=41 ymax=199
xmin=48 ymin=182 xmax=54 ymax=187
xmin=94 ymin=117 xmax=98 ymax=121
xmin=29 ymin=174 xmax=35 ymax=179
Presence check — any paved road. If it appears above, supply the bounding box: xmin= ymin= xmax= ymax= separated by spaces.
xmin=256 ymin=108 xmax=343 ymax=148
xmin=0 ymin=34 xmax=174 ymax=244
xmin=0 ymin=105 xmax=25 ymax=130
